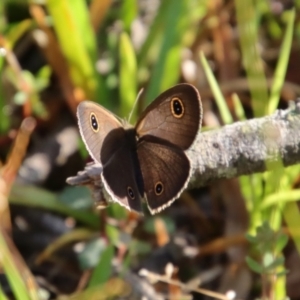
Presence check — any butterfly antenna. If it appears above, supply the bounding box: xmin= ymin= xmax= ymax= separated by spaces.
xmin=128 ymin=88 xmax=144 ymax=123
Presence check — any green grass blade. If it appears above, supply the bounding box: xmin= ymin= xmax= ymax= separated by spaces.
xmin=0 ymin=286 xmax=9 ymax=300
xmin=46 ymin=0 xmax=100 ymax=100
xmin=260 ymin=189 xmax=300 ymax=209
xmin=0 ymin=72 xmax=9 ymax=133
xmin=0 ymin=232 xmax=31 ymax=300
xmin=9 ymin=184 xmax=100 ymax=229
xmin=0 ymin=1 xmax=6 ymax=33
xmin=232 ymin=93 xmax=246 ymax=121
xmin=235 ymin=0 xmax=269 ymax=117
xmin=268 ymin=9 xmax=295 ymax=114
xmin=283 ymin=202 xmax=300 ymax=254
xmin=274 ymin=265 xmax=286 ymax=299
xmin=88 ymin=244 xmax=114 ymax=287
xmin=119 ymin=32 xmax=137 ymax=119
xmin=200 ymin=52 xmax=233 ymax=124
xmin=69 ymin=0 xmax=98 ymax=62
xmin=137 ymin=0 xmax=170 ymax=67
xmin=145 ymin=0 xmax=186 ymax=103
xmin=121 ymin=0 xmax=137 ymax=32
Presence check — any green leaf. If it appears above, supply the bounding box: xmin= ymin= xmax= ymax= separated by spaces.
xmin=58 ymin=186 xmax=94 ymax=210
xmin=105 ymin=224 xmax=120 ymax=246
xmin=264 ymin=256 xmax=285 ymax=272
xmin=88 ymin=244 xmax=114 ymax=287
xmin=35 ymin=65 xmax=52 ymax=91
xmin=107 ymin=202 xmax=128 ymax=220
xmin=129 ymin=239 xmax=152 ymax=256
xmin=13 ymin=91 xmax=27 ymax=105
xmin=246 ymin=256 xmax=264 ymax=274
xmin=245 ymin=233 xmax=258 ymax=243
xmin=276 ymin=270 xmax=289 ymax=277
xmin=262 ymin=252 xmax=275 ymax=268
xmin=275 ymin=233 xmax=289 ymax=253
xmin=9 ymin=184 xmax=100 ymax=229
xmin=78 ymin=238 xmax=107 ymax=270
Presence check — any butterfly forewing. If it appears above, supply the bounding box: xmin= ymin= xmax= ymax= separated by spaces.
xmin=136 ymin=84 xmax=202 ymax=150
xmin=77 ymin=101 xmax=122 ymax=164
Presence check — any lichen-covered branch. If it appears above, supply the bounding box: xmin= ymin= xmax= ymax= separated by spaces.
xmin=189 ymin=104 xmax=300 ymax=188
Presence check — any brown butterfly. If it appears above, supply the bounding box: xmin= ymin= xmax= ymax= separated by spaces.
xmin=77 ymin=84 xmax=202 ymax=214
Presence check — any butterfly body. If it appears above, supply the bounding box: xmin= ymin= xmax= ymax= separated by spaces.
xmin=77 ymin=84 xmax=202 ymax=214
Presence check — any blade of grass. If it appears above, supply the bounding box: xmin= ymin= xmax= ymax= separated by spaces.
xmin=36 ymin=228 xmax=95 ymax=264
xmin=274 ymin=265 xmax=286 ymax=299
xmin=235 ymin=0 xmax=269 ymax=117
xmin=260 ymin=189 xmax=300 ymax=209
xmin=268 ymin=9 xmax=295 ymax=114
xmin=69 ymin=0 xmax=98 ymax=62
xmin=121 ymin=0 xmax=137 ymax=32
xmin=0 ymin=19 xmax=35 ymax=132
xmin=0 ymin=230 xmax=31 ymax=300
xmin=200 ymin=52 xmax=233 ymax=124
xmin=0 ymin=1 xmax=6 ymax=33
xmin=145 ymin=0 xmax=186 ymax=103
xmin=88 ymin=244 xmax=114 ymax=287
xmin=0 ymin=62 xmax=9 ymax=133
xmin=46 ymin=0 xmax=101 ymax=100
xmin=9 ymin=184 xmax=100 ymax=229
xmin=67 ymin=278 xmax=129 ymax=299
xmin=232 ymin=93 xmax=246 ymax=121
xmin=5 ymin=19 xmax=33 ymax=48
xmin=119 ymin=32 xmax=137 ymax=119
xmin=264 ymin=161 xmax=286 ymax=231
xmin=0 ymin=286 xmax=9 ymax=300
xmin=137 ymin=0 xmax=170 ymax=67
xmin=158 ymin=0 xmax=207 ymax=94
xmin=283 ymin=202 xmax=300 ymax=253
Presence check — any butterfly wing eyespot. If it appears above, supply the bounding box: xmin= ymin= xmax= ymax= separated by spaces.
xmin=154 ymin=181 xmax=164 ymax=196
xmin=127 ymin=186 xmax=135 ymax=199
xmin=170 ymin=97 xmax=184 ymax=118
xmin=90 ymin=112 xmax=99 ymax=132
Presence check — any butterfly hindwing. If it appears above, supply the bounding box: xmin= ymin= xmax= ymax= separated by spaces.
xmin=137 ymin=135 xmax=190 ymax=214
xmin=101 ymin=127 xmax=144 ymax=213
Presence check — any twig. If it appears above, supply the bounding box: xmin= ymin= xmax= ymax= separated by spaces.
xmin=0 ymin=117 xmax=36 ymax=230
xmin=189 ymin=104 xmax=300 ymax=188
xmin=139 ymin=269 xmax=230 ymax=300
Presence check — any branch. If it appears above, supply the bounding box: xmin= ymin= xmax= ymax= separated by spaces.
xmin=67 ymin=104 xmax=300 ymax=195
xmin=189 ymin=103 xmax=300 ymax=188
